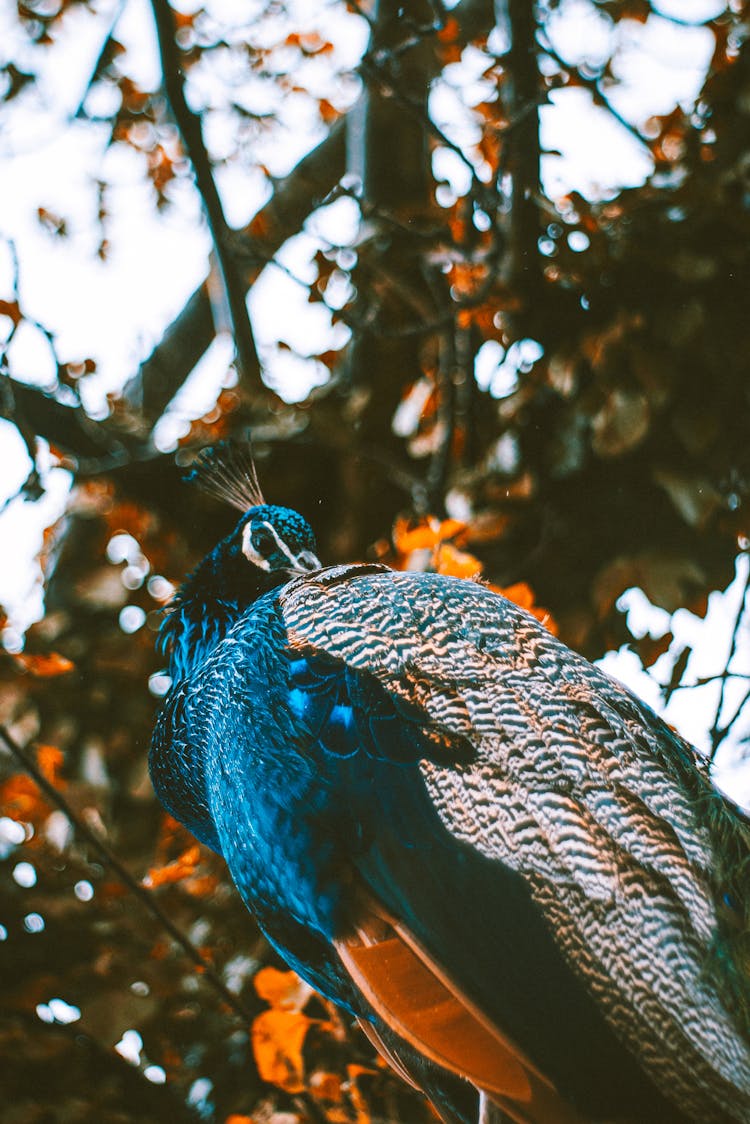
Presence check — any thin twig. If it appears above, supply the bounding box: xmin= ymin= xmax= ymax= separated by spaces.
xmin=124 ymin=0 xmax=497 ymax=424
xmin=72 ymin=0 xmax=130 ymax=120
xmin=665 ymin=671 xmax=750 ymax=694
xmin=713 ymin=688 xmax=750 ymax=756
xmin=0 ymin=724 xmax=254 ymax=1026
xmin=710 ymin=558 xmax=750 ymax=757
xmin=539 ymin=34 xmax=651 ymax=152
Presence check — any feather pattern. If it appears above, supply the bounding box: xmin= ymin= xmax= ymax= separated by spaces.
xmin=276 ymin=564 xmax=750 ymax=1122
xmin=150 ymin=538 xmax=750 ymax=1124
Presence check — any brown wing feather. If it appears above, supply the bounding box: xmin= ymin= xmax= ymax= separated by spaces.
xmin=334 ymin=899 xmax=584 ymax=1124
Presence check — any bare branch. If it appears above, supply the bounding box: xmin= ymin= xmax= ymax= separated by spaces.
xmin=150 ymin=0 xmax=262 ymax=388
xmin=710 ymin=558 xmax=750 ymax=758
xmin=495 ymin=0 xmax=542 ymax=295
xmin=539 ymin=34 xmax=652 ymax=153
xmin=71 ymin=0 xmax=129 ymax=121
xmin=3 ymin=375 xmax=134 ymax=461
xmin=123 ymin=119 xmax=348 ymax=420
xmin=123 ymin=0 xmax=496 ymax=426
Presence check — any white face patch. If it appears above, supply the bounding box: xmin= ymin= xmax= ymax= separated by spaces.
xmin=241 ymin=520 xmax=308 ymax=572
xmin=241 ymin=525 xmax=270 ymax=570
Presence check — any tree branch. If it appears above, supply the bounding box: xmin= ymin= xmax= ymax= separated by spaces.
xmin=123 ymin=118 xmax=348 ymax=419
xmin=150 ymin=0 xmax=262 ymax=388
xmin=539 ymin=34 xmax=652 ymax=152
xmin=123 ymin=0 xmax=496 ymax=426
xmin=710 ymin=558 xmax=750 ymax=758
xmin=495 ymin=0 xmax=542 ymax=296
xmin=3 ymin=376 xmax=134 ymax=461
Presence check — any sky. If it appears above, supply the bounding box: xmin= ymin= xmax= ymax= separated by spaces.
xmin=1 ymin=0 xmax=748 ymax=799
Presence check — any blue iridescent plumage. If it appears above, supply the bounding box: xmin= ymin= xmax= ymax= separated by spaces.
xmin=150 ymin=448 xmax=750 ymax=1124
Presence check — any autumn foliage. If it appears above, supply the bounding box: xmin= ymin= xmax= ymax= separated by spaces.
xmin=1 ymin=0 xmax=750 ymax=1121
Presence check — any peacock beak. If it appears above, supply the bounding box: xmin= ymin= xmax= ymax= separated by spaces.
xmin=293 ymin=550 xmax=322 ymax=573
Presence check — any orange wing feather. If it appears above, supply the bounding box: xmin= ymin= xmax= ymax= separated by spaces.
xmin=334 ymin=902 xmax=584 ymax=1124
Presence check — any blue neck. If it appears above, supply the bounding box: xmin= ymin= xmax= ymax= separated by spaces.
xmin=160 ymin=539 xmax=283 ymax=681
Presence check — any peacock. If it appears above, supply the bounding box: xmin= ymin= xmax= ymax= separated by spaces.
xmin=149 ymin=443 xmax=750 ymax=1124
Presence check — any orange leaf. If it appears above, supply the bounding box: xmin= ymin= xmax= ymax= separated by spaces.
xmin=494 ymin=582 xmax=558 ymax=635
xmin=434 ymin=543 xmax=482 ymax=579
xmin=251 ymin=1008 xmax=312 ymax=1093
xmin=248 ymin=211 xmax=268 ymax=239
xmin=36 ymin=744 xmax=64 ymax=787
xmin=0 ymin=299 xmax=22 ymax=325
xmin=184 ymin=873 xmax=220 ymax=898
xmin=497 ymin=580 xmax=535 ymax=610
xmin=37 ymin=207 xmax=67 ymax=236
xmin=316 ymin=348 xmax=342 ymax=370
xmin=145 ymin=844 xmax=201 ymax=888
xmin=310 ymin=1070 xmax=344 ymax=1102
xmin=459 ymin=513 xmax=511 ymax=545
xmin=14 ymin=652 xmax=75 ymax=677
xmin=437 ymin=17 xmax=459 ymax=42
xmin=319 ymin=99 xmax=340 ymax=124
xmin=393 ymin=516 xmax=466 ymax=553
xmin=225 ymin=1116 xmax=255 ymax=1124
xmin=0 ymin=774 xmax=46 ymax=822
xmin=254 ymin=967 xmax=311 ymax=1012
xmin=346 ymin=1064 xmax=376 ymax=1123
xmin=634 ymin=631 xmax=674 ymax=668
xmin=106 ymin=498 xmax=160 ymax=540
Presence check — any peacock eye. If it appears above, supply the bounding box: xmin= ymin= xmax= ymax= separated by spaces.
xmin=250 ymin=526 xmax=275 ymax=556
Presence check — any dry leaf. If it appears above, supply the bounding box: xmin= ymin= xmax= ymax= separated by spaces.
xmin=144 ymin=844 xmax=201 ymax=888
xmin=434 ymin=543 xmax=482 ymax=579
xmin=251 ymin=1009 xmax=313 ymax=1093
xmin=36 ymin=744 xmax=65 ymax=786
xmin=13 ymin=652 xmax=75 ymax=677
xmin=393 ymin=516 xmax=465 ymax=553
xmin=254 ymin=967 xmax=312 ymax=1012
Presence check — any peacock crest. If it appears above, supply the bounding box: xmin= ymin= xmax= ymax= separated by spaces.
xmin=184 ymin=440 xmax=265 ymax=512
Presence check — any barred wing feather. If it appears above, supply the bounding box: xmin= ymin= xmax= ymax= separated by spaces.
xmin=280 ymin=564 xmax=750 ymax=1122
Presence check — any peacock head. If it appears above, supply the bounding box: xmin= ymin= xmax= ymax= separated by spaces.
xmin=185 ymin=442 xmax=321 ymax=577
xmin=239 ymin=505 xmax=320 ymax=575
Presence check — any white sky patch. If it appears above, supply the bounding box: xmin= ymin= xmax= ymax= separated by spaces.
xmin=475 ymin=339 xmax=544 ymax=399
xmin=654 ymin=0 xmax=726 ymax=15
xmin=1 ymin=126 xmax=209 ymax=413
xmin=115 ymin=1029 xmax=143 ymax=1065
xmin=544 ymin=0 xmax=614 ymax=70
xmin=152 ymin=332 xmax=237 ymax=452
xmin=541 ymin=90 xmax=654 ymax=198
xmin=0 ymin=2 xmax=118 ymax=153
xmin=0 ymin=424 xmax=72 ymax=632
xmin=607 ymin=16 xmax=716 ymax=123
xmin=247 ymin=226 xmax=351 ymax=401
xmin=598 ymin=554 xmax=750 ymax=807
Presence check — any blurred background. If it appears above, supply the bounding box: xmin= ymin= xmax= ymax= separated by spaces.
xmin=0 ymin=0 xmax=749 ymax=1120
